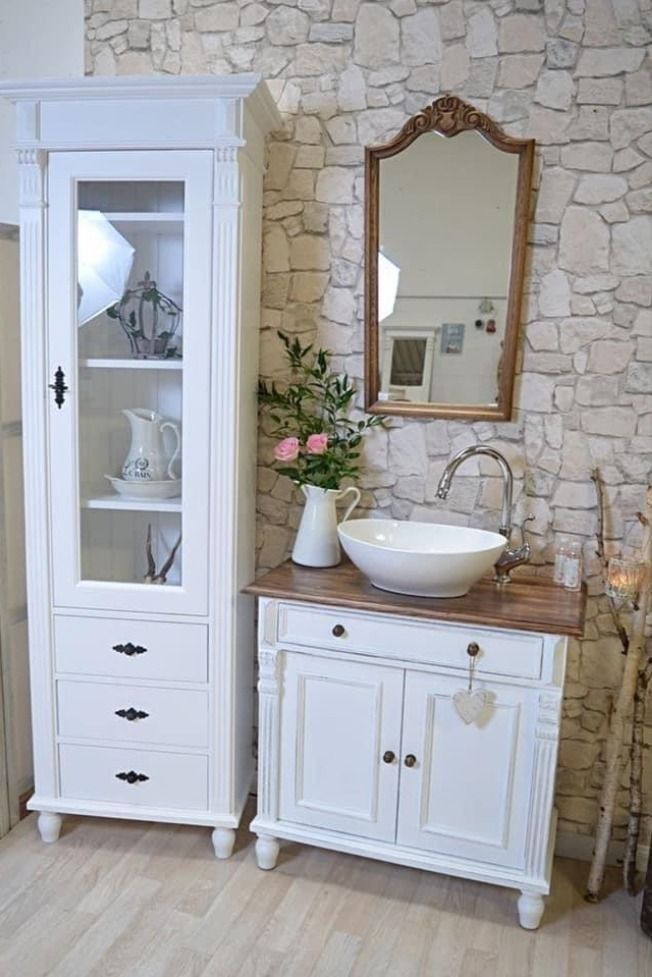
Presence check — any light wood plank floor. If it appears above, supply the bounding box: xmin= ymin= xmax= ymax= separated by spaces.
xmin=0 ymin=806 xmax=649 ymax=977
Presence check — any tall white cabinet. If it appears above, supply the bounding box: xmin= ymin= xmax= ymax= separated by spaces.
xmin=1 ymin=75 xmax=280 ymax=855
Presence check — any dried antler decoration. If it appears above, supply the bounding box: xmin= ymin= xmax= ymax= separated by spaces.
xmin=144 ymin=523 xmax=182 ymax=585
xmin=586 ymin=474 xmax=652 ymax=903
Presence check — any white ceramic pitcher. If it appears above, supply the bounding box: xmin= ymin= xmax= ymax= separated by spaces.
xmin=292 ymin=484 xmax=361 ymax=568
xmin=121 ymin=408 xmax=181 ymax=482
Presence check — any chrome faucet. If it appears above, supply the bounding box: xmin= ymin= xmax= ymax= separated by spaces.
xmin=435 ymin=445 xmax=531 ymax=584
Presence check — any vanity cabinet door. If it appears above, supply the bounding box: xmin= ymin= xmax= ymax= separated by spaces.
xmin=396 ymin=671 xmax=537 ymax=869
xmin=279 ymin=652 xmax=404 ymax=842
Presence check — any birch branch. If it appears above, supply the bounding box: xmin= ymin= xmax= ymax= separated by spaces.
xmin=586 ymin=485 xmax=652 ymax=902
xmin=623 ymin=650 xmax=652 ymax=895
xmin=642 ymin=835 xmax=652 ymax=937
xmin=590 ymin=469 xmax=629 ymax=653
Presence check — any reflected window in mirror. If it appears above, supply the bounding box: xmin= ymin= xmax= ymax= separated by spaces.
xmin=365 ymin=96 xmax=535 ymax=421
xmin=380 ymin=330 xmax=434 ymax=403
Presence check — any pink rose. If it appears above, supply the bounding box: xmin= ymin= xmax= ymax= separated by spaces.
xmin=306 ymin=433 xmax=329 ymax=455
xmin=273 ymin=436 xmax=300 ymax=462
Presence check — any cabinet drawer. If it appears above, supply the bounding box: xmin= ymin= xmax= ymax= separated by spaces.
xmin=54 ymin=616 xmax=208 ymax=683
xmin=277 ymin=603 xmax=543 ymax=680
xmin=59 ymin=744 xmax=208 ymax=811
xmin=57 ymin=681 xmax=209 ymax=749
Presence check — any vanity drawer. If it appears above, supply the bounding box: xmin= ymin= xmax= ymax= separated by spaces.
xmin=59 ymin=744 xmax=208 ymax=811
xmin=54 ymin=616 xmax=208 ymax=683
xmin=56 ymin=681 xmax=209 ymax=749
xmin=277 ymin=603 xmax=543 ymax=680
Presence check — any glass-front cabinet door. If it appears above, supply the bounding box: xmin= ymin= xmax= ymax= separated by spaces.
xmin=47 ymin=151 xmax=213 ymax=615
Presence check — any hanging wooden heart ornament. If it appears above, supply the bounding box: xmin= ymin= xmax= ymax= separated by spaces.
xmin=454 ymin=639 xmax=489 ymax=723
xmin=452 ymin=688 xmax=490 ymax=724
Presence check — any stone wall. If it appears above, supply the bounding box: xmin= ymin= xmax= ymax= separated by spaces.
xmin=85 ymin=0 xmax=652 ymax=847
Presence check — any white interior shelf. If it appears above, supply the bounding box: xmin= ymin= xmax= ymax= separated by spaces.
xmin=82 ymin=495 xmax=182 ymax=513
xmin=104 ymin=212 xmax=185 ymax=223
xmin=80 ymin=358 xmax=183 ymax=370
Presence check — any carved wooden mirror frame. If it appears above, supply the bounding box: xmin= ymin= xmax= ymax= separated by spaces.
xmin=364 ymin=95 xmax=535 ymax=421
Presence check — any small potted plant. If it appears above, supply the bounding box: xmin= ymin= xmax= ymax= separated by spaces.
xmin=259 ymin=332 xmax=385 ymax=567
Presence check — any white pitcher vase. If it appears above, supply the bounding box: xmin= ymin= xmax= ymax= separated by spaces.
xmin=121 ymin=408 xmax=181 ymax=482
xmin=292 ymin=484 xmax=361 ymax=568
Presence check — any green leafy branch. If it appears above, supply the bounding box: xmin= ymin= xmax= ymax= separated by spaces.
xmin=258 ymin=332 xmax=386 ymax=490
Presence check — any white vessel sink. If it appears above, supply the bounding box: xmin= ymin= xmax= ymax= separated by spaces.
xmin=337 ymin=519 xmax=507 ymax=598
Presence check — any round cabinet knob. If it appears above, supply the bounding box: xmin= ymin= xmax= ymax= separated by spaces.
xmin=332 ymin=624 xmax=346 ymax=638
xmin=382 ymin=750 xmax=396 ymax=764
xmin=467 ymin=641 xmax=480 ymax=657
xmin=404 ymin=754 xmax=417 ymax=768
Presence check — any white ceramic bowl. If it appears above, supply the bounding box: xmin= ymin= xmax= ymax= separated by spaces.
xmin=105 ymin=475 xmax=182 ymax=500
xmin=337 ymin=519 xmax=507 ymax=598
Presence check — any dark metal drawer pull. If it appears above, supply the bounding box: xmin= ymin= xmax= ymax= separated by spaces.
xmin=115 ymin=707 xmax=149 ymax=722
xmin=332 ymin=624 xmax=346 ymax=637
xmin=467 ymin=642 xmax=480 ymax=657
xmin=115 ymin=770 xmax=149 ymax=785
xmin=404 ymin=754 xmax=417 ymax=768
xmin=112 ymin=642 xmax=147 ymax=657
xmin=382 ymin=750 xmax=396 ymax=764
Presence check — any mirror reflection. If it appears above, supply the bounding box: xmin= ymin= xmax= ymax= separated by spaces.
xmin=365 ymin=96 xmax=534 ymax=421
xmin=378 ymin=131 xmax=519 ymax=408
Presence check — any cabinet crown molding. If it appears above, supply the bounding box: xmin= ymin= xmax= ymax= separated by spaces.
xmin=0 ymin=74 xmax=281 ymax=152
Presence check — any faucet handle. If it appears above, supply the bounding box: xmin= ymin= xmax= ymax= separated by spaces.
xmin=516 ymin=514 xmax=535 ymax=551
xmin=494 ymin=515 xmax=534 ymax=585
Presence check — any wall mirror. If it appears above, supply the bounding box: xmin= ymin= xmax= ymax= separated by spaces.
xmin=364 ymin=95 xmax=534 ymax=421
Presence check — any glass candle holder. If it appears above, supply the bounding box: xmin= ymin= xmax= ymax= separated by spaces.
xmin=605 ymin=558 xmax=645 ymax=602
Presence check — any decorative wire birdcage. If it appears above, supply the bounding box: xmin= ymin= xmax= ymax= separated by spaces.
xmin=107 ymin=271 xmax=182 ymax=359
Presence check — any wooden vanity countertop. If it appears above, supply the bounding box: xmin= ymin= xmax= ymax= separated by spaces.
xmin=245 ymin=560 xmax=587 ymax=637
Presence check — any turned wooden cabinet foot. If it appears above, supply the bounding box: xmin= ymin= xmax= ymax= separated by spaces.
xmin=37 ymin=812 xmax=62 ymax=844
xmin=517 ymin=890 xmax=545 ymax=930
xmin=211 ymin=827 xmax=236 ymax=860
xmin=255 ymin=834 xmax=280 ymax=870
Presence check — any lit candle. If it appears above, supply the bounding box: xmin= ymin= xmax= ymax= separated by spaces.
xmin=606 ymin=558 xmax=644 ymax=602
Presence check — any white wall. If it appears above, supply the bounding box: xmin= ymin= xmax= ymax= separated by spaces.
xmin=0 ymin=232 xmax=30 ymax=825
xmin=0 ymin=0 xmax=83 ymax=829
xmin=0 ymin=0 xmax=84 ymax=223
